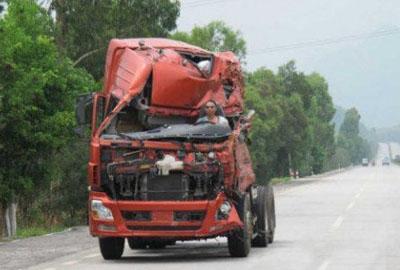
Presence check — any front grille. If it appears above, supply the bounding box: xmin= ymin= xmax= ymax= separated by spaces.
xmin=127 ymin=225 xmax=201 ymax=231
xmin=122 ymin=211 xmax=152 ymax=221
xmin=174 ymin=211 xmax=205 ymax=222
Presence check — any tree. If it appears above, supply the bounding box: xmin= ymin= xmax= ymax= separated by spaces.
xmin=337 ymin=108 xmax=370 ymax=164
xmin=245 ymin=68 xmax=284 ymax=181
xmin=170 ymin=21 xmax=247 ymax=60
xmin=50 ymin=0 xmax=181 ymax=79
xmin=0 ymin=0 xmax=95 ymax=237
xmin=339 ymin=108 xmax=360 ymax=137
xmin=245 ymin=62 xmax=336 ymax=181
xmin=276 ymin=62 xmax=311 ymax=175
xmin=306 ymin=73 xmax=335 ymax=173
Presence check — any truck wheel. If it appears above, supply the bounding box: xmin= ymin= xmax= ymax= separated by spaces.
xmin=228 ymin=193 xmax=252 ymax=257
xmin=266 ymin=182 xmax=276 ymax=243
xmin=99 ymin=237 xmax=124 ymax=260
xmin=128 ymin=237 xmax=147 ymax=249
xmin=251 ymin=185 xmax=268 ymax=247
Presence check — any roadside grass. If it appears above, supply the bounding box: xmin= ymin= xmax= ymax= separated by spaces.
xmin=16 ymin=225 xmax=66 ymax=239
xmin=271 ymin=176 xmax=292 ymax=185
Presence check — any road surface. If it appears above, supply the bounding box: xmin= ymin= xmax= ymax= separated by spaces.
xmin=2 ymin=144 xmax=400 ymax=270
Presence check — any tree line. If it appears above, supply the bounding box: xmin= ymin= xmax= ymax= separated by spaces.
xmin=0 ymin=0 xmax=371 ymax=237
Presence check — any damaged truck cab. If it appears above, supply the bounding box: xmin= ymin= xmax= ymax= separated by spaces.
xmin=76 ymin=38 xmax=275 ymax=259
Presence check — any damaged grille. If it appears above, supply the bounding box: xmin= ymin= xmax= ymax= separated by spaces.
xmin=100 ymin=147 xmax=222 ymax=201
xmin=144 ymin=173 xmax=189 ymax=201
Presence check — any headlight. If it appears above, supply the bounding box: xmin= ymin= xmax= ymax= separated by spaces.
xmin=216 ymin=201 xmax=232 ymax=220
xmin=91 ymin=200 xmax=114 ymax=221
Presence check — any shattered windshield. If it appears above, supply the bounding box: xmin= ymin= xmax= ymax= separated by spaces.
xmin=118 ymin=122 xmax=231 ymax=141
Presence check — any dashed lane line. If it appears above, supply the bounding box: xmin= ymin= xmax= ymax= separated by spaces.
xmin=332 ymin=216 xmax=344 ymax=230
xmin=62 ymin=260 xmax=79 ymax=266
xmin=317 ymin=259 xmax=330 ymax=270
xmin=83 ymin=253 xmax=100 ymax=259
xmin=346 ymin=201 xmax=355 ymax=211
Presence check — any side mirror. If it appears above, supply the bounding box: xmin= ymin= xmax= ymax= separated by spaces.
xmin=246 ymin=110 xmax=256 ymax=121
xmin=75 ymin=93 xmax=94 ymax=126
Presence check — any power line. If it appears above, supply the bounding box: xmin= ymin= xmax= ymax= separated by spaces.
xmin=182 ymin=0 xmax=236 ymax=8
xmin=248 ymin=28 xmax=400 ymax=55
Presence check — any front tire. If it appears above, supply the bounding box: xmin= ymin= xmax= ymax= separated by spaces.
xmin=228 ymin=193 xmax=252 ymax=257
xmin=99 ymin=237 xmax=124 ymax=260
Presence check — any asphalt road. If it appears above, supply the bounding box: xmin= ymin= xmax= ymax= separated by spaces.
xmin=2 ymin=144 xmax=400 ymax=270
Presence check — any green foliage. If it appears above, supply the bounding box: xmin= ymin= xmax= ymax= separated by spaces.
xmin=170 ymin=21 xmax=247 ymax=60
xmin=335 ymin=108 xmax=371 ymax=165
xmin=245 ymin=62 xmax=336 ymax=181
xmin=51 ymin=0 xmax=181 ymax=79
xmin=339 ymin=108 xmax=360 ymax=137
xmin=0 ymin=0 xmax=95 ymax=221
xmin=50 ymin=140 xmax=89 ymax=226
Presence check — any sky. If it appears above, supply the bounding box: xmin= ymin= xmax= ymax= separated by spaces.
xmin=177 ymin=0 xmax=400 ymax=128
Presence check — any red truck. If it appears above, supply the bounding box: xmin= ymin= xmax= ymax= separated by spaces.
xmin=76 ymin=38 xmax=276 ymax=259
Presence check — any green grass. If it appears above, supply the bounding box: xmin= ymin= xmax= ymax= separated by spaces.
xmin=16 ymin=225 xmax=66 ymax=239
xmin=270 ymin=176 xmax=292 ymax=185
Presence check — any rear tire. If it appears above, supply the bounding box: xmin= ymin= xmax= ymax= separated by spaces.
xmin=266 ymin=182 xmax=276 ymax=243
xmin=228 ymin=193 xmax=252 ymax=257
xmin=252 ymin=186 xmax=268 ymax=247
xmin=99 ymin=237 xmax=124 ymax=260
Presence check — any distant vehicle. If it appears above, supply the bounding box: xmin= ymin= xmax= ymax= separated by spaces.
xmin=382 ymin=157 xmax=390 ymax=166
xmin=362 ymin=158 xmax=369 ymax=167
xmin=371 ymin=160 xmax=376 ymax=166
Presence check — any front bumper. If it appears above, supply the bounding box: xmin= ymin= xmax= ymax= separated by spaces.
xmin=89 ymin=191 xmax=242 ymax=239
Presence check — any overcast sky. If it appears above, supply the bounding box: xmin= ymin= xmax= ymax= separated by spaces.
xmin=178 ymin=0 xmax=400 ymax=128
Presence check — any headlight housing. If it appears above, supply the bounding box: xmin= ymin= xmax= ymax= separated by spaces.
xmin=91 ymin=200 xmax=114 ymax=221
xmin=216 ymin=201 xmax=232 ymax=220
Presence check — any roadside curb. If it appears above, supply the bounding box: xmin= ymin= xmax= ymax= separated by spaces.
xmin=0 ymin=227 xmax=80 ymax=243
xmin=297 ymin=165 xmax=355 ymax=181
xmin=273 ymin=166 xmax=355 ymax=194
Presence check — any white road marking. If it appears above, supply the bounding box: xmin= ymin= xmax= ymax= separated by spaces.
xmin=355 ymin=192 xmax=361 ymax=199
xmin=62 ymin=260 xmax=79 ymax=265
xmin=43 ymin=268 xmax=57 ymax=270
xmin=83 ymin=253 xmax=100 ymax=258
xmin=317 ymin=259 xmax=330 ymax=270
xmin=332 ymin=216 xmax=344 ymax=229
xmin=346 ymin=201 xmax=355 ymax=211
